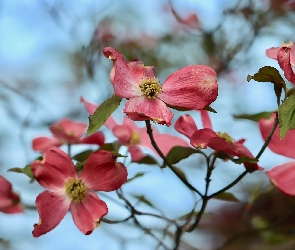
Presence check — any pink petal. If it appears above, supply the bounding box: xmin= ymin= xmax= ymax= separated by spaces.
xmin=232 ymin=141 xmax=262 ymax=171
xmin=265 ymin=47 xmax=280 ymax=59
xmin=290 ymin=44 xmax=295 ymax=66
xmin=200 ymin=110 xmax=212 ymax=129
xmin=0 ymin=203 xmax=24 ymax=214
xmin=124 ymin=96 xmax=173 ymax=126
xmin=190 ymin=128 xmax=217 ymax=149
xmin=32 ymin=137 xmax=62 ymax=151
xmin=128 ymin=60 xmax=156 ymax=82
xmin=79 ymin=132 xmax=105 ymax=146
xmin=0 ymin=175 xmax=14 ymax=194
xmin=0 ymin=176 xmax=24 ymax=214
xmin=32 ymin=147 xmax=78 ymax=192
xmin=122 ymin=117 xmax=140 ymax=132
xmin=80 ymin=96 xmax=98 ymax=115
xmin=102 ymin=47 xmax=142 ymax=98
xmin=70 ymin=192 xmax=108 ymax=235
xmin=267 ymin=162 xmax=295 ymax=196
xmin=113 ymin=124 xmax=133 ymax=145
xmin=159 ymin=65 xmax=218 ymax=110
xmin=80 ymin=97 xmax=118 ymax=130
xmin=50 ymin=119 xmax=87 ymax=144
xmin=175 ymin=115 xmax=198 ymax=138
xmin=128 ymin=145 xmax=145 ymax=161
xmin=81 ymin=150 xmax=127 ymax=191
xmin=277 ymin=47 xmax=295 ymax=85
xmin=32 ymin=190 xmax=70 ymax=237
xmin=259 ymin=113 xmax=295 ymax=159
xmin=153 ymin=133 xmax=190 ymax=155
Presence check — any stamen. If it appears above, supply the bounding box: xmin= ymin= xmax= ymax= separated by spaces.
xmin=130 ymin=131 xmax=140 ymax=145
xmin=64 ymin=178 xmax=87 ymax=202
xmin=216 ymin=132 xmax=235 ymax=145
xmin=139 ymin=78 xmax=162 ymax=99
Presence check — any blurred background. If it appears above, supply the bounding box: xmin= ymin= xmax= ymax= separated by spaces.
xmin=1 ymin=0 xmax=295 ymax=249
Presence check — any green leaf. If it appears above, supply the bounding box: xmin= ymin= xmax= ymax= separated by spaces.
xmin=87 ymin=94 xmax=122 ymax=135
xmin=203 ymin=106 xmax=217 ymax=113
xmin=75 ymin=161 xmax=86 ymax=172
xmin=247 ymin=66 xmax=285 ymax=105
xmin=100 ymin=141 xmax=120 ymax=153
xmin=134 ymin=155 xmax=158 ymax=165
xmin=212 ymin=192 xmax=239 ymax=202
xmin=278 ymin=92 xmax=295 ymax=138
xmin=163 ymin=146 xmax=198 ymax=167
xmin=166 ymin=104 xmax=189 ymax=111
xmin=233 ymin=111 xmax=274 ymax=122
xmin=72 ymin=150 xmax=93 ymax=162
xmin=127 ymin=172 xmax=145 ymax=183
xmin=133 ymin=195 xmax=154 ymax=208
xmin=247 ymin=66 xmax=284 ymax=83
xmin=232 ymin=156 xmax=258 ymax=164
xmin=112 ymin=152 xmax=127 ymax=158
xmin=8 ymin=165 xmax=34 ymax=179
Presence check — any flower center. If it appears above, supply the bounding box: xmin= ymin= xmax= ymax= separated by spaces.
xmin=216 ymin=132 xmax=235 ymax=145
xmin=64 ymin=178 xmax=87 ymax=202
xmin=130 ymin=131 xmax=140 ymax=145
xmin=139 ymin=78 xmax=162 ymax=99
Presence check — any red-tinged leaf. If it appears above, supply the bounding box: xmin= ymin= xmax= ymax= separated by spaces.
xmin=233 ymin=111 xmax=274 ymax=122
xmin=163 ymin=146 xmax=198 ymax=168
xmin=87 ymin=94 xmax=121 ymax=135
xmin=212 ymin=192 xmax=239 ymax=202
xmin=278 ymin=92 xmax=295 ymax=138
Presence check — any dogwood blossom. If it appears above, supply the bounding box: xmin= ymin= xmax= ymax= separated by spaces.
xmin=31 ymin=147 xmax=127 ymax=236
xmin=102 ymin=47 xmax=218 ymax=126
xmin=32 ymin=118 xmax=105 ymax=151
xmin=259 ymin=113 xmax=295 ymax=195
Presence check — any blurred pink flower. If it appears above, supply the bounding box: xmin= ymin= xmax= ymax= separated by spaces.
xmin=266 ymin=42 xmax=295 ymax=84
xmin=102 ymin=47 xmax=218 ymax=126
xmin=81 ymin=97 xmax=189 ymax=161
xmin=32 ymin=118 xmax=105 ymax=151
xmin=31 ymin=147 xmax=127 ymax=237
xmin=0 ymin=175 xmax=23 ymax=214
xmin=175 ymin=111 xmax=262 ymax=171
xmin=259 ymin=113 xmax=295 ymax=195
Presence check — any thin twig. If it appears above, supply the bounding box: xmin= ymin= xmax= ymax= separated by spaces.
xmin=145 ymin=120 xmax=203 ymax=198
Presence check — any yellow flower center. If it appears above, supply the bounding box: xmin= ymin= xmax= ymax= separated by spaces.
xmin=64 ymin=178 xmax=87 ymax=202
xmin=130 ymin=131 xmax=140 ymax=145
xmin=139 ymin=78 xmax=162 ymax=99
xmin=281 ymin=41 xmax=293 ymax=48
xmin=216 ymin=132 xmax=235 ymax=145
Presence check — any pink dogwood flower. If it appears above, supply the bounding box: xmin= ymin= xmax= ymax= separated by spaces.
xmin=0 ymin=175 xmax=23 ymax=214
xmin=32 ymin=118 xmax=105 ymax=151
xmin=102 ymin=47 xmax=218 ymax=126
xmin=266 ymin=42 xmax=295 ymax=84
xmin=259 ymin=113 xmax=295 ymax=195
xmin=31 ymin=147 xmax=127 ymax=237
xmin=175 ymin=111 xmax=262 ymax=171
xmin=81 ymin=97 xmax=189 ymax=161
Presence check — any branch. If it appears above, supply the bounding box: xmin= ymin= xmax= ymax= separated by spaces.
xmin=145 ymin=120 xmax=203 ymax=197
